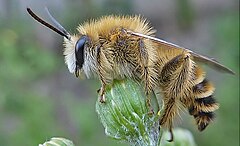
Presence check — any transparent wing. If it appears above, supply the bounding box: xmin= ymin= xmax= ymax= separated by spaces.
xmin=126 ymin=30 xmax=235 ymax=75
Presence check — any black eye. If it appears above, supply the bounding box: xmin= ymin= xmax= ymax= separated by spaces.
xmin=75 ymin=36 xmax=87 ymax=77
xmin=75 ymin=36 xmax=87 ymax=68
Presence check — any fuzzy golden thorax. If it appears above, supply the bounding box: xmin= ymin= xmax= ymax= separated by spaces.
xmin=63 ymin=15 xmax=157 ymax=80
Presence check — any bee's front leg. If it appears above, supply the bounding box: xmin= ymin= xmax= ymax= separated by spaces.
xmin=98 ymin=83 xmax=106 ymax=103
xmin=96 ymin=45 xmax=111 ymax=103
xmin=96 ymin=82 xmax=107 ymax=103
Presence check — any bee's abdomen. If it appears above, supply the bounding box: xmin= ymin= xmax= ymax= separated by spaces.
xmin=189 ymin=66 xmax=219 ymax=131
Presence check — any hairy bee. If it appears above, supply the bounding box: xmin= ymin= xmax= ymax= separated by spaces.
xmin=27 ymin=8 xmax=234 ymax=141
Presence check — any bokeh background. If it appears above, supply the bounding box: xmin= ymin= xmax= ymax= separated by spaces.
xmin=0 ymin=0 xmax=239 ymax=146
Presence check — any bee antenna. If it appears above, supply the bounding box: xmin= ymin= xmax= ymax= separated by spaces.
xmin=27 ymin=7 xmax=71 ymax=40
xmin=44 ymin=7 xmax=71 ymax=39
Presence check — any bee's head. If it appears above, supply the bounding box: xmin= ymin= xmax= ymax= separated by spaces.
xmin=27 ymin=7 xmax=88 ymax=77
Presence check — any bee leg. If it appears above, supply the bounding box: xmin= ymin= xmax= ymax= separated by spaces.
xmin=96 ymin=45 xmax=111 ymax=103
xmin=159 ymin=97 xmax=175 ymax=129
xmin=99 ymin=84 xmax=106 ymax=103
xmin=143 ymin=66 xmax=154 ymax=115
xmin=146 ymin=93 xmax=154 ymax=115
xmin=138 ymin=39 xmax=154 ymax=114
xmin=167 ymin=128 xmax=174 ymax=142
xmin=97 ymin=88 xmax=100 ymax=93
xmin=159 ymin=52 xmax=194 ymax=141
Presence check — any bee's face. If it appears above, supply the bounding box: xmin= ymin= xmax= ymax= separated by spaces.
xmin=63 ymin=35 xmax=90 ymax=77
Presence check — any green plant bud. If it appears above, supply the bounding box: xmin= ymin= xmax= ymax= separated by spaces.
xmin=96 ymin=79 xmax=162 ymax=146
xmin=160 ymin=128 xmax=197 ymax=146
xmin=39 ymin=137 xmax=74 ymax=146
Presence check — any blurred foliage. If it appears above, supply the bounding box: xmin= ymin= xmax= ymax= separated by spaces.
xmin=0 ymin=0 xmax=239 ymax=146
xmin=195 ymin=11 xmax=239 ymax=146
xmin=0 ymin=19 xmax=61 ymax=145
xmin=176 ymin=0 xmax=194 ymax=29
xmin=61 ymin=0 xmax=133 ymax=34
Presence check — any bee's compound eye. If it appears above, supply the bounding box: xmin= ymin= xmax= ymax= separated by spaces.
xmin=75 ymin=36 xmax=87 ymax=69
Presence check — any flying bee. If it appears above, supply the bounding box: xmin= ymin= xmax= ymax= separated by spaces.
xmin=27 ymin=8 xmax=234 ymax=141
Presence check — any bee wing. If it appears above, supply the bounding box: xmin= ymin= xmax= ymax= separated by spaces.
xmin=127 ymin=30 xmax=235 ymax=75
xmin=190 ymin=52 xmax=234 ymax=74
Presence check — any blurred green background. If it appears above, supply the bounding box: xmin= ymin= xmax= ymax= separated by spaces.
xmin=0 ymin=0 xmax=239 ymax=146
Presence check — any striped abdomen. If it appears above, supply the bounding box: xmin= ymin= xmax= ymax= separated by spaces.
xmin=189 ymin=66 xmax=219 ymax=131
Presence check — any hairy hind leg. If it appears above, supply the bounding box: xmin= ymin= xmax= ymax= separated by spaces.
xmin=159 ymin=52 xmax=195 ymax=141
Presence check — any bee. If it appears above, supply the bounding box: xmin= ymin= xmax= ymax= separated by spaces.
xmin=27 ymin=8 xmax=234 ymax=141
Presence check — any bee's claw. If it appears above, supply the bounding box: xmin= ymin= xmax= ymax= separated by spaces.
xmin=97 ymin=88 xmax=101 ymax=93
xmin=99 ymin=94 xmax=106 ymax=103
xmin=184 ymin=53 xmax=191 ymax=60
xmin=98 ymin=85 xmax=106 ymax=103
xmin=146 ymin=94 xmax=154 ymax=115
xmin=147 ymin=108 xmax=154 ymax=115
xmin=167 ymin=128 xmax=174 ymax=142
